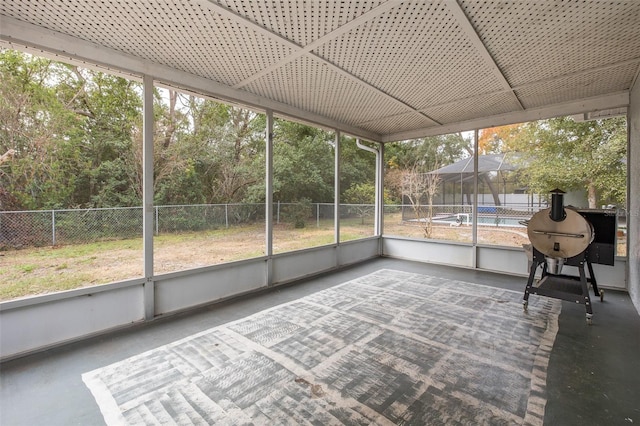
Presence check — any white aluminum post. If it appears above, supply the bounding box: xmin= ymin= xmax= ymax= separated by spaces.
xmin=628 ymin=77 xmax=640 ymax=306
xmin=356 ymin=139 xmax=382 ymax=236
xmin=51 ymin=210 xmax=56 ymax=246
xmin=334 ymin=131 xmax=341 ymax=245
xmin=472 ymin=129 xmax=479 ymax=268
xmin=377 ymin=142 xmax=385 ymax=237
xmin=142 ymin=75 xmax=155 ymax=320
xmin=265 ymin=110 xmax=274 ymax=284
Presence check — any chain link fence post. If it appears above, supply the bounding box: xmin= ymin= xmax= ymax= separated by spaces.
xmin=52 ymin=210 xmax=56 ymax=246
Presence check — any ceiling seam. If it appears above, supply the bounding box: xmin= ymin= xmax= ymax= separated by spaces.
xmin=416 ymin=89 xmax=515 ymax=116
xmin=443 ymin=0 xmax=524 ymax=111
xmin=199 ymin=0 xmax=441 ymax=126
xmin=356 ymin=110 xmax=428 ymax=126
xmin=511 ymin=58 xmax=640 ymax=91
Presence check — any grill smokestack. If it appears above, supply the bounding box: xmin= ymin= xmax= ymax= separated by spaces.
xmin=549 ymin=188 xmax=566 ymax=222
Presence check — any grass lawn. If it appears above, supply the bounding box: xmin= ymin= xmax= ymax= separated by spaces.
xmin=0 ymin=220 xmax=374 ymax=301
xmin=0 ymin=213 xmax=625 ymax=301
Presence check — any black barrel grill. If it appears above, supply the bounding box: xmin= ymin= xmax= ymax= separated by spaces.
xmin=523 ymin=189 xmax=616 ymax=324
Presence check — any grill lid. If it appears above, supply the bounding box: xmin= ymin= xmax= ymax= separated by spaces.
xmin=527 ymin=207 xmax=594 ymax=259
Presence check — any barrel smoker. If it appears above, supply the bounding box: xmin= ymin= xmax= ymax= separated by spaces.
xmin=523 ymin=189 xmax=616 ymax=324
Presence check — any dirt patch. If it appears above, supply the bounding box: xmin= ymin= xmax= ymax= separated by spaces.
xmin=1 ymin=217 xmax=620 ymax=301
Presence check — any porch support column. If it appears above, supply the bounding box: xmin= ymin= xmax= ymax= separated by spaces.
xmin=356 ymin=139 xmax=384 ymax=237
xmin=628 ymin=78 xmax=640 ymax=313
xmin=334 ymin=131 xmax=341 ymax=245
xmin=376 ymin=142 xmax=385 ymax=237
xmin=265 ymin=109 xmax=274 ymax=285
xmin=472 ymin=129 xmax=479 ymax=268
xmin=142 ymin=74 xmax=155 ymax=320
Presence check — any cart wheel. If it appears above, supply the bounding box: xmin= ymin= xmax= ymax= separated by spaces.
xmin=522 ymin=301 xmax=528 ymax=311
xmin=599 ymin=289 xmax=604 ymax=302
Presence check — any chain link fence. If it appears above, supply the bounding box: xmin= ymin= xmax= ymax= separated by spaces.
xmin=0 ymin=202 xmax=372 ymax=250
xmin=0 ymin=207 xmax=144 ymax=249
xmin=1 ymin=202 xmax=543 ymax=250
xmin=1 ymin=202 xmax=626 ymax=255
xmin=156 ymin=204 xmax=265 ymax=233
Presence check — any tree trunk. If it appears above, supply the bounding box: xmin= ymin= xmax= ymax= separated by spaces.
xmin=163 ymin=90 xmax=178 ymax=149
xmin=587 ymin=183 xmax=597 ymax=209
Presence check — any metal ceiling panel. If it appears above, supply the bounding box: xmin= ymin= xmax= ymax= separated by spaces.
xmin=214 ymin=0 xmax=386 ymax=46
xmin=516 ymin=62 xmax=639 ymax=109
xmin=461 ymin=0 xmax=640 ymax=86
xmin=314 ymin=0 xmax=504 ymax=109
xmin=1 ymin=0 xmax=639 ymax=141
xmin=0 ymin=0 xmax=294 ymax=87
xmin=244 ymin=55 xmax=410 ymax=125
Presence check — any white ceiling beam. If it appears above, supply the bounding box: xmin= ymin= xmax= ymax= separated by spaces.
xmin=383 ymin=91 xmax=630 ymax=142
xmin=200 ymin=0 xmax=440 ymax=126
xmin=0 ymin=15 xmax=383 ymax=142
xmin=444 ymin=0 xmax=524 ymax=111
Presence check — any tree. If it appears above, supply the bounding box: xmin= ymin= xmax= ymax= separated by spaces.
xmin=339 ymin=137 xmax=376 ymax=200
xmin=402 ymin=163 xmax=442 ymax=238
xmin=170 ymin=99 xmax=265 ymax=205
xmin=343 ymin=182 xmax=375 ymax=224
xmin=244 ymin=119 xmax=335 ymax=204
xmin=343 ymin=182 xmax=394 ymax=225
xmin=478 ymin=124 xmax=524 ymax=154
xmin=211 ymin=107 xmax=264 ymax=203
xmin=385 ymin=133 xmax=468 ymax=205
xmin=475 ymin=124 xmax=527 ymax=206
xmin=76 ymin=71 xmax=142 ymax=207
xmin=0 ymin=50 xmax=88 ymax=209
xmin=0 ymin=150 xmax=21 ymax=210
xmin=0 ymin=49 xmax=147 ymax=209
xmin=511 ymin=116 xmax=626 ymax=208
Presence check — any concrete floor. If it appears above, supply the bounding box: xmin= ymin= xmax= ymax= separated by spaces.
xmin=1 ymin=258 xmax=639 ymax=425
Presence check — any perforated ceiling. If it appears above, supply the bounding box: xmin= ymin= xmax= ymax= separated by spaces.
xmin=1 ymin=0 xmax=639 ymax=141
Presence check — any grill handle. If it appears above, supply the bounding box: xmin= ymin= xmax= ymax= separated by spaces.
xmin=531 ymin=230 xmax=585 ymax=238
